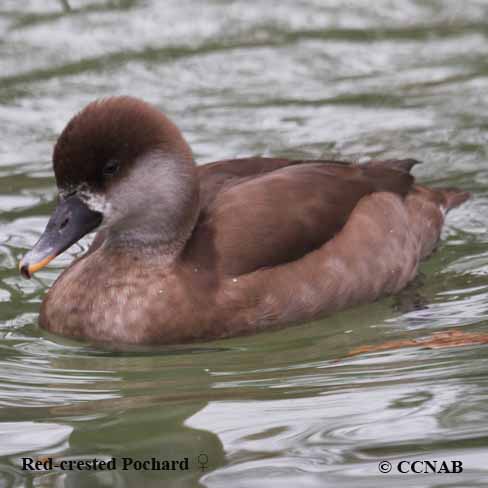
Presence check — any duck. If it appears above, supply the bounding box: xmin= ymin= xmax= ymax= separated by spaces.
xmin=19 ymin=96 xmax=470 ymax=345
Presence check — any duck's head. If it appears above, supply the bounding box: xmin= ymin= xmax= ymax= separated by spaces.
xmin=20 ymin=96 xmax=199 ymax=278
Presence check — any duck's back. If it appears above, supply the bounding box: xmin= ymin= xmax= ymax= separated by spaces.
xmin=185 ymin=158 xmax=419 ymax=276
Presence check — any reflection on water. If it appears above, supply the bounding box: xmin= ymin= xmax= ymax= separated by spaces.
xmin=1 ymin=0 xmax=488 ymax=487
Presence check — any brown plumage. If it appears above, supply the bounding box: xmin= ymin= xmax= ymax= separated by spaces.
xmin=19 ymin=97 xmax=469 ymax=345
xmin=189 ymin=158 xmax=416 ymax=276
xmin=53 ymin=97 xmax=193 ymax=191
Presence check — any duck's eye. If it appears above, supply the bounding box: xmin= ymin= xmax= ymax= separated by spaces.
xmin=103 ymin=159 xmax=120 ymax=177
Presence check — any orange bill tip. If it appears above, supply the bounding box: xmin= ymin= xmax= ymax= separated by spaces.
xmin=19 ymin=255 xmax=55 ymax=279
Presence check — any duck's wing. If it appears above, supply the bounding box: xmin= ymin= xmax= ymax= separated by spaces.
xmin=227 ymin=185 xmax=469 ymax=333
xmin=186 ymin=158 xmax=420 ymax=276
xmin=197 ymin=157 xmax=311 ymax=208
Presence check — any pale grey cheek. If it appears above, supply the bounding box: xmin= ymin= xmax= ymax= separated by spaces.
xmin=103 ymin=193 xmax=129 ymax=223
xmin=83 ymin=193 xmax=109 ymax=213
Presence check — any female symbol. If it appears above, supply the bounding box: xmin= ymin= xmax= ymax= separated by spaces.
xmin=197 ymin=453 xmax=209 ymax=472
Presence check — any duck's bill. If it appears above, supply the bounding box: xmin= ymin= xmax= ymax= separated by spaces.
xmin=19 ymin=195 xmax=102 ymax=279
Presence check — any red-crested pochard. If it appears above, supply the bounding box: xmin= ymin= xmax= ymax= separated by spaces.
xmin=19 ymin=97 xmax=469 ymax=345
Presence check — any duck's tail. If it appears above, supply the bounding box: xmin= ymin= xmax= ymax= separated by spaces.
xmin=438 ymin=187 xmax=471 ymax=213
xmin=368 ymin=158 xmax=471 ymax=213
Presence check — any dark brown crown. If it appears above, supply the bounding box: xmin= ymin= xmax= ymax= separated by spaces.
xmin=53 ymin=96 xmax=193 ymax=190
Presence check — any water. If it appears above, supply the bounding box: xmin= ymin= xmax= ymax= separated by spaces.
xmin=1 ymin=0 xmax=488 ymax=486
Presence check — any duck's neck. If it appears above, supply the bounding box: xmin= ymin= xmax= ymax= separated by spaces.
xmin=104 ymin=211 xmax=198 ymax=259
xmin=102 ymin=151 xmax=200 ymax=260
